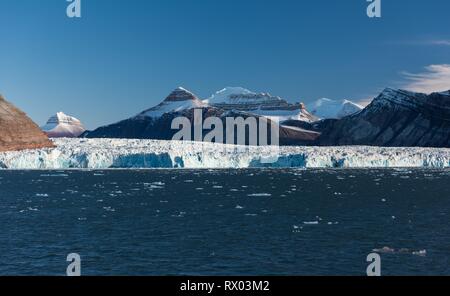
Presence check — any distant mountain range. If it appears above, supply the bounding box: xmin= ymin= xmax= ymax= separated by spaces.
xmin=83 ymin=87 xmax=450 ymax=147
xmin=82 ymin=87 xmax=321 ymax=145
xmin=83 ymin=86 xmax=450 ymax=148
xmin=2 ymin=86 xmax=449 ymax=151
xmin=315 ymin=88 xmax=450 ymax=147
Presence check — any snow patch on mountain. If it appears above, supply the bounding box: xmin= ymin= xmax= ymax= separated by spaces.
xmin=308 ymin=98 xmax=363 ymax=119
xmin=41 ymin=112 xmax=85 ymax=138
xmin=203 ymin=87 xmax=257 ymax=105
xmin=0 ymin=138 xmax=448 ymax=169
xmin=205 ymin=87 xmax=274 ymax=105
xmin=206 ymin=87 xmax=316 ymax=123
xmin=118 ymin=86 xmax=317 ymax=123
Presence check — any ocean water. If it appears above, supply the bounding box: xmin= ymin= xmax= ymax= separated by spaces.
xmin=0 ymin=169 xmax=449 ymax=276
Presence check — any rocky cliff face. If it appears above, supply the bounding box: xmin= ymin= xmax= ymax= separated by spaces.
xmin=317 ymin=88 xmax=450 ymax=147
xmin=0 ymin=95 xmax=54 ymax=152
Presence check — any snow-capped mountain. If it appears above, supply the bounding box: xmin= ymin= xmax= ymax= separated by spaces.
xmin=83 ymin=87 xmax=213 ymax=140
xmin=82 ymin=86 xmax=450 ymax=148
xmin=0 ymin=94 xmax=53 ymax=152
xmin=137 ymin=87 xmax=206 ymax=118
xmin=317 ymin=88 xmax=450 ymax=147
xmin=83 ymin=87 xmax=320 ymax=145
xmin=41 ymin=112 xmax=86 ymax=138
xmin=206 ymin=87 xmax=317 ymax=123
xmin=308 ymin=98 xmax=363 ymax=119
xmin=206 ymin=87 xmax=284 ymax=107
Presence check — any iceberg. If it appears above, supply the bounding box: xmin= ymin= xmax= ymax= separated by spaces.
xmin=0 ymin=138 xmax=449 ymax=169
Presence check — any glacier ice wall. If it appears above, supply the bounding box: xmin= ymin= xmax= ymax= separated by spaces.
xmin=0 ymin=138 xmax=449 ymax=169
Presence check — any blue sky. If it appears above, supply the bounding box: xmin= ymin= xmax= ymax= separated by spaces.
xmin=0 ymin=0 xmax=449 ymax=129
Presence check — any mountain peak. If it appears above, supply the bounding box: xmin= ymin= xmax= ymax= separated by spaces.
xmin=54 ymin=112 xmax=77 ymax=123
xmin=206 ymin=87 xmax=281 ymax=105
xmin=138 ymin=87 xmax=205 ymax=118
xmin=45 ymin=112 xmax=82 ymax=125
xmin=210 ymin=87 xmax=253 ymax=99
xmin=164 ymin=87 xmax=199 ymax=102
xmin=206 ymin=87 xmax=316 ymax=123
xmin=41 ymin=112 xmax=85 ymax=138
xmin=379 ymin=88 xmax=405 ymax=97
xmin=373 ymin=88 xmax=429 ymax=109
xmin=174 ymin=86 xmax=190 ymax=92
xmin=308 ymin=98 xmax=363 ymax=119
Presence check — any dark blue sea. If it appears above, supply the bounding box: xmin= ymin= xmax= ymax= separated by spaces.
xmin=0 ymin=169 xmax=449 ymax=275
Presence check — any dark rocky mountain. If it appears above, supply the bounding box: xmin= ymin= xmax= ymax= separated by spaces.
xmin=0 ymin=95 xmax=54 ymax=152
xmin=316 ymin=88 xmax=450 ymax=147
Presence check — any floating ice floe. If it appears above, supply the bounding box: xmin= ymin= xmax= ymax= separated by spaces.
xmin=373 ymin=247 xmax=427 ymax=257
xmin=303 ymin=221 xmax=320 ymax=225
xmin=247 ymin=193 xmax=272 ymax=197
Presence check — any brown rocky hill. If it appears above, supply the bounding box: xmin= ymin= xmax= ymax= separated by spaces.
xmin=0 ymin=95 xmax=54 ymax=152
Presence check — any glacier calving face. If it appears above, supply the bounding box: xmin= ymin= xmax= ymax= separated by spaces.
xmin=0 ymin=138 xmax=449 ymax=169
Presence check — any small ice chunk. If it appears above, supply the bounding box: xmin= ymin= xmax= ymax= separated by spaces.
xmin=247 ymin=193 xmax=272 ymax=197
xmin=303 ymin=221 xmax=319 ymax=225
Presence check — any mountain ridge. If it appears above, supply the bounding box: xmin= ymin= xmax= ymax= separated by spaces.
xmin=316 ymin=88 xmax=450 ymax=147
xmin=83 ymin=86 xmax=450 ymax=148
xmin=83 ymin=87 xmax=321 ymax=145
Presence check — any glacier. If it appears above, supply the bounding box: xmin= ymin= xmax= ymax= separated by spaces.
xmin=0 ymin=138 xmax=449 ymax=169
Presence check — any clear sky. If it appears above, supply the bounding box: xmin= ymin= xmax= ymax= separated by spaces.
xmin=0 ymin=0 xmax=449 ymax=129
